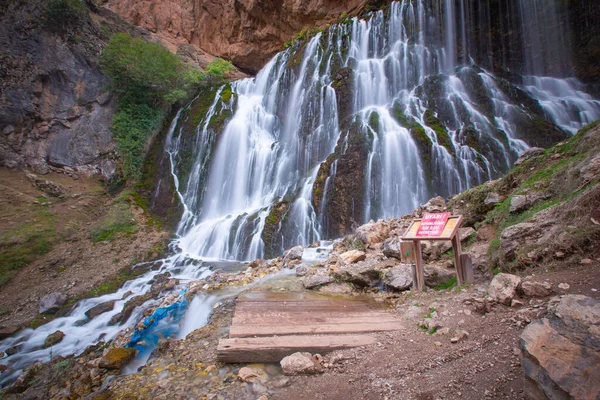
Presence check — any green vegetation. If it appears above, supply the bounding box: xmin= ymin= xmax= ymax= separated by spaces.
xmin=100 ymin=33 xmax=234 ymax=179
xmin=43 ymin=0 xmax=85 ymax=31
xmin=283 ymin=27 xmax=324 ymax=49
xmin=0 ymin=205 xmax=57 ymax=288
xmin=433 ymin=276 xmax=457 ymax=290
xmin=89 ymin=190 xmax=141 ymax=242
xmin=424 ymin=307 xmax=437 ymax=319
xmin=424 ymin=109 xmax=454 ymax=156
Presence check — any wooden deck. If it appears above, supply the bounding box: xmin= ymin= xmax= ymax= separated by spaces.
xmin=217 ymin=292 xmax=404 ymax=363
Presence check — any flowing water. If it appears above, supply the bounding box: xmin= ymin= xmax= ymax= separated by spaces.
xmin=1 ymin=0 xmax=599 ymax=386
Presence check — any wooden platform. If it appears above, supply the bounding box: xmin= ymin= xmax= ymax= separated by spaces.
xmin=217 ymin=292 xmax=404 ymax=363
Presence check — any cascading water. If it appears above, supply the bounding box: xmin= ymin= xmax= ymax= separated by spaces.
xmin=1 ymin=0 xmax=599 ymax=387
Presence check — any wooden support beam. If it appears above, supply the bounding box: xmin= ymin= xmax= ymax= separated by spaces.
xmin=413 ymin=240 xmax=424 ymax=291
xmin=451 ymin=234 xmax=464 ymax=286
xmin=460 ymin=253 xmax=474 ymax=284
xmin=217 ymin=334 xmax=376 ymax=363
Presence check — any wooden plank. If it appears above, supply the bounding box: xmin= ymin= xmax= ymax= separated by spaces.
xmin=232 ymin=315 xmax=400 ymax=326
xmin=401 ymin=216 xmax=463 ymax=241
xmin=217 ymin=334 xmax=376 ymax=363
xmin=460 ymin=253 xmax=474 ymax=284
xmin=413 ymin=240 xmax=424 ymax=291
xmin=229 ymin=321 xmax=404 ymax=338
xmin=451 ymin=234 xmax=464 ymax=286
xmin=232 ymin=310 xmax=395 ymax=323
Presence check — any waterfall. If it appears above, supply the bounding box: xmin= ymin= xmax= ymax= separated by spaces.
xmin=164 ymin=0 xmax=600 ymax=260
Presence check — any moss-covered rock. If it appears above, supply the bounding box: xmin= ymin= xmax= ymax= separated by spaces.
xmin=261 ymin=201 xmax=290 ymax=259
xmin=44 ymin=330 xmax=65 ymax=348
xmin=424 ymin=109 xmax=455 ymax=156
xmin=99 ymin=347 xmax=137 ymax=370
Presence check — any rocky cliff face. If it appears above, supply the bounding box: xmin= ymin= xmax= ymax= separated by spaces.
xmin=0 ymin=1 xmax=143 ymax=178
xmin=105 ymin=0 xmax=375 ymax=73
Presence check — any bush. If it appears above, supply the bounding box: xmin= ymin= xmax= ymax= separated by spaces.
xmin=100 ymin=33 xmax=234 ymax=178
xmin=44 ymin=0 xmax=85 ymax=31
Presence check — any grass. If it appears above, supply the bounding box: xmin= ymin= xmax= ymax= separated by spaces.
xmin=89 ymin=190 xmax=139 ymax=242
xmin=433 ymin=276 xmax=457 ymax=290
xmin=424 ymin=307 xmax=437 ymax=319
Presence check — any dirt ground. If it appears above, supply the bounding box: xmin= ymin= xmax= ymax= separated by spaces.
xmin=0 ymin=167 xmax=169 ymax=328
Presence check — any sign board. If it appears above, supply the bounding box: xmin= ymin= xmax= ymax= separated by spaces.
xmin=416 ymin=212 xmax=450 ymax=237
xmin=402 ymin=215 xmax=462 ymax=241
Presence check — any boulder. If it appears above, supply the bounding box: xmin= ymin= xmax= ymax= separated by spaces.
xmin=85 ymin=301 xmax=116 ymax=319
xmin=489 ymin=273 xmax=522 ymax=305
xmin=0 ymin=326 xmax=20 ymax=340
xmin=39 ymin=292 xmax=68 ymax=314
xmin=284 ymin=246 xmax=304 ymax=263
xmin=483 ymin=192 xmax=501 ymax=208
xmin=302 ymin=271 xmax=333 ymax=289
xmin=237 ymin=367 xmax=263 ymax=383
xmin=509 ymin=195 xmax=528 ymax=213
xmin=99 ymin=347 xmax=137 ymax=370
xmin=384 ymin=265 xmax=413 ymax=291
xmin=44 ymin=330 xmax=65 ymax=348
xmin=295 ymin=264 xmax=309 ymax=277
xmin=280 ymin=352 xmax=323 ymax=375
xmin=337 ymin=250 xmax=366 ymax=265
xmin=25 ymin=172 xmax=68 ymax=198
xmin=355 ymin=220 xmax=391 ymax=245
xmin=332 ymin=260 xmax=381 ymax=287
xmin=424 ymin=265 xmax=455 ymax=288
xmin=521 ymin=281 xmax=553 ymax=298
xmin=520 ymin=295 xmax=600 ymax=400
xmin=423 ymin=227 xmax=475 ymax=260
xmin=515 ymin=147 xmax=544 ymax=166
xmin=422 ymin=196 xmax=446 ymax=213
xmin=381 ymin=236 xmax=403 ymax=260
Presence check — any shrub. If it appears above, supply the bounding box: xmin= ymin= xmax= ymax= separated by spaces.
xmin=100 ymin=33 xmax=235 ymax=178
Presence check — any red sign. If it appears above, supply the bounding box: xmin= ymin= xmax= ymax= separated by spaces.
xmin=416 ymin=212 xmax=450 ymax=237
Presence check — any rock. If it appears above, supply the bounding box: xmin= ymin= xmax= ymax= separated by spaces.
xmin=423 ymin=227 xmax=475 ymax=260
xmin=295 ymin=264 xmax=309 ymax=277
xmin=483 ymin=192 xmax=501 ymax=208
xmin=44 ymin=330 xmax=65 ymax=348
xmin=424 ymin=265 xmax=455 ymax=288
xmin=85 ymin=301 xmax=116 ymax=319
xmin=302 ymin=271 xmax=333 ymax=289
xmin=509 ymin=195 xmax=528 ymax=213
xmin=422 ymin=196 xmax=446 ymax=213
xmin=284 ymin=245 xmax=303 ymax=263
xmin=6 ymin=345 xmax=20 ymax=356
xmin=280 ymin=352 xmax=323 ymax=375
xmin=489 ymin=273 xmax=522 ymax=305
xmin=381 ymin=236 xmax=403 ymax=260
xmin=521 ymin=281 xmax=553 ymax=298
xmin=25 ymin=172 xmax=69 ymax=198
xmin=384 ymin=265 xmax=413 ymax=291
xmin=338 ymin=250 xmax=366 ymax=265
xmin=580 ymin=258 xmax=593 ymax=265
xmin=318 ymin=282 xmax=354 ymax=294
xmin=558 ymin=283 xmax=570 ymax=290
xmin=332 ymin=259 xmax=381 ymax=287
xmin=515 ymin=147 xmax=544 ymax=166
xmin=39 ymin=292 xmax=68 ymax=314
xmin=99 ymin=347 xmax=137 ymax=370
xmin=237 ymin=367 xmax=263 ymax=383
xmin=0 ymin=326 xmax=20 ymax=340
xmin=451 ymin=329 xmax=469 ymax=343
xmin=520 ymin=295 xmax=600 ymax=400
xmin=511 ymin=299 xmax=524 ymax=307
xmin=355 ymin=220 xmax=391 ymax=245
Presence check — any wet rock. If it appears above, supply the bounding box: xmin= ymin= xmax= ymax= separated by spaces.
xmin=6 ymin=345 xmax=20 ymax=356
xmin=39 ymin=292 xmax=68 ymax=314
xmin=338 ymin=250 xmax=366 ymax=265
xmin=384 ymin=265 xmax=413 ymax=291
xmin=44 ymin=330 xmax=65 ymax=348
xmin=520 ymin=295 xmax=600 ymax=400
xmin=280 ymin=352 xmax=323 ymax=375
xmin=99 ymin=347 xmax=137 ymax=370
xmin=521 ymin=281 xmax=553 ymax=298
xmin=355 ymin=220 xmax=391 ymax=245
xmin=0 ymin=326 xmax=20 ymax=340
xmin=109 ymin=293 xmax=151 ymax=325
xmin=318 ymin=282 xmax=354 ymax=294
xmin=489 ymin=273 xmax=522 ymax=305
xmin=85 ymin=300 xmax=116 ymax=319
xmin=295 ymin=264 xmax=309 ymax=277
xmin=284 ymin=245 xmax=303 ymax=263
xmin=237 ymin=367 xmax=263 ymax=383
xmin=515 ymin=147 xmax=544 ymax=166
xmin=381 ymin=236 xmax=403 ymax=260
xmin=303 ymin=271 xmax=333 ymax=289
xmin=424 ymin=265 xmax=455 ymax=288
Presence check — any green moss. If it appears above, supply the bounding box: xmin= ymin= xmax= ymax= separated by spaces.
xmin=424 ymin=109 xmax=454 ymax=156
xmin=89 ymin=190 xmax=138 ymax=243
xmin=220 ymin=84 xmax=235 ymax=103
xmin=434 ymin=276 xmax=457 ymax=290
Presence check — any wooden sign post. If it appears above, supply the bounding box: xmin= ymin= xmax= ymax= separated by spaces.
xmin=400 ymin=214 xmax=469 ymax=291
